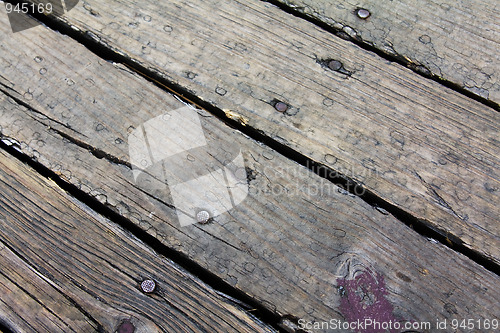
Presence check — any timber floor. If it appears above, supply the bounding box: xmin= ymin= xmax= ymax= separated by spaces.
xmin=0 ymin=1 xmax=499 ymax=332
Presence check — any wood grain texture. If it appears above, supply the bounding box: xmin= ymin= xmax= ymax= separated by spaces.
xmin=1 ymin=14 xmax=499 ymax=331
xmin=0 ymin=244 xmax=97 ymax=332
xmin=274 ymin=0 xmax=500 ymax=103
xmin=0 ymin=149 xmax=277 ymax=333
xmin=8 ymin=0 xmax=500 ymax=263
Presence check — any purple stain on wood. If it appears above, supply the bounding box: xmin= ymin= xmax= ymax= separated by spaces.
xmin=337 ymin=268 xmax=401 ymax=333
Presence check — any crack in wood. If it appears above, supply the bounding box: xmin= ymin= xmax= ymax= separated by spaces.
xmin=0 ymin=141 xmax=287 ymax=332
xmin=0 ymin=94 xmax=132 ymax=168
xmin=261 ymin=0 xmax=499 ymax=111
xmin=0 ymin=85 xmax=87 ymax=137
xmin=414 ymin=171 xmax=464 ymax=221
xmin=0 ymin=238 xmax=105 ymax=332
xmin=0 ymin=6 xmax=498 ymax=278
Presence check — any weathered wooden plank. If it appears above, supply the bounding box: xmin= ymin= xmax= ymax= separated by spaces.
xmin=0 ymin=149 xmax=277 ymax=333
xmin=1 ymin=13 xmax=500 ymax=331
xmin=273 ymin=0 xmax=500 ymax=103
xmin=5 ymin=0 xmax=500 ymax=263
xmin=0 ymin=242 xmax=98 ymax=332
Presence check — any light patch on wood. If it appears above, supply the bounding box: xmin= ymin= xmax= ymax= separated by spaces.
xmin=224 ymin=109 xmax=249 ymax=126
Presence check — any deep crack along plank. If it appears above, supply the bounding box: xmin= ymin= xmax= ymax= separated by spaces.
xmin=1 ymin=13 xmax=500 ymax=332
xmin=274 ymin=0 xmax=500 ymax=103
xmin=15 ymin=0 xmax=500 ymax=264
xmin=1 ymin=243 xmax=97 ymax=332
xmin=0 ymin=149 xmax=277 ymax=333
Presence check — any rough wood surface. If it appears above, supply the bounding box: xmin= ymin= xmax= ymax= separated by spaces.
xmin=0 ymin=148 xmax=277 ymax=333
xmin=1 ymin=14 xmax=499 ymax=331
xmin=9 ymin=0 xmax=500 ymax=263
xmin=274 ymin=0 xmax=500 ymax=103
xmin=0 ymin=244 xmax=96 ymax=332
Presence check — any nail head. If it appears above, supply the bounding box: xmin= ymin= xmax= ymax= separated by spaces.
xmin=140 ymin=279 xmax=156 ymax=293
xmin=196 ymin=210 xmax=211 ymax=224
xmin=274 ymin=102 xmax=288 ymax=112
xmin=328 ymin=60 xmax=343 ymax=71
xmin=356 ymin=8 xmax=371 ymax=19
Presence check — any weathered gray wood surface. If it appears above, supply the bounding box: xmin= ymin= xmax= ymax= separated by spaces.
xmin=0 ymin=148 xmax=277 ymax=333
xmin=11 ymin=0 xmax=500 ymax=264
xmin=0 ymin=243 xmax=96 ymax=332
xmin=1 ymin=13 xmax=499 ymax=331
xmin=274 ymin=0 xmax=500 ymax=103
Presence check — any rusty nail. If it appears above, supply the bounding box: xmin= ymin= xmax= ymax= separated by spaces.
xmin=328 ymin=60 xmax=343 ymax=71
xmin=196 ymin=210 xmax=211 ymax=224
xmin=356 ymin=8 xmax=371 ymax=19
xmin=117 ymin=320 xmax=135 ymax=333
xmin=274 ymin=101 xmax=288 ymax=112
xmin=140 ymin=279 xmax=156 ymax=293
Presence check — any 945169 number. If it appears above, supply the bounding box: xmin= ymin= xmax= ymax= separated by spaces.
xmin=450 ymin=318 xmax=498 ymax=330
xmin=5 ymin=2 xmax=53 ymax=14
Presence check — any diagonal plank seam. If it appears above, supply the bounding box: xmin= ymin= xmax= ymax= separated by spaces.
xmin=0 ymin=86 xmax=131 ymax=168
xmin=0 ymin=269 xmax=93 ymax=333
xmin=2 ymin=2 xmax=500 ymax=276
xmin=0 ymin=83 xmax=87 ymax=138
xmin=261 ymin=0 xmax=499 ymax=111
xmin=0 ymin=237 xmax=105 ymax=332
xmin=0 ymin=321 xmax=15 ymax=333
xmin=0 ymin=141 xmax=289 ymax=333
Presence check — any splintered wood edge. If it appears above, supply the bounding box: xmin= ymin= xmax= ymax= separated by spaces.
xmin=1 ymin=51 xmax=500 ymax=333
xmin=2 ymin=80 xmax=499 ymax=332
xmin=5 ymin=0 xmax=500 ymax=263
xmin=275 ymin=0 xmax=500 ymax=103
xmin=0 ymin=150 xmax=276 ymax=333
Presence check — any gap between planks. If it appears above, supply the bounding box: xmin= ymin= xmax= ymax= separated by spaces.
xmin=263 ymin=0 xmax=500 ymax=109
xmin=2 ymin=2 xmax=497 ymax=275
xmin=6 ymin=0 xmax=499 ymax=264
xmin=0 ymin=144 xmax=281 ymax=333
xmin=0 ymin=7 xmax=500 ymax=330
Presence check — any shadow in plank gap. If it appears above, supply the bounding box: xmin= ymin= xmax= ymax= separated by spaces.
xmin=264 ymin=0 xmax=500 ymax=108
xmin=3 ymin=0 xmax=497 ymax=264
xmin=3 ymin=0 xmax=79 ymax=32
xmin=0 ymin=5 xmax=499 ymax=332
xmin=0 ymin=147 xmax=278 ymax=333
